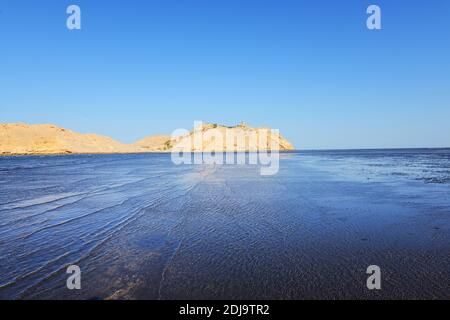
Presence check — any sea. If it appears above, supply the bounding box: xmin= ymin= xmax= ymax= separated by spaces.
xmin=0 ymin=149 xmax=449 ymax=299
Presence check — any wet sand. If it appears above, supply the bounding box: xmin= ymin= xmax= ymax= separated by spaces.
xmin=0 ymin=151 xmax=449 ymax=299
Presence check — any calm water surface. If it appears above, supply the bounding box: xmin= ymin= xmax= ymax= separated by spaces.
xmin=0 ymin=150 xmax=449 ymax=299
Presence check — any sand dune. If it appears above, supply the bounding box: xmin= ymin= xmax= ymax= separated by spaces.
xmin=0 ymin=122 xmax=295 ymax=155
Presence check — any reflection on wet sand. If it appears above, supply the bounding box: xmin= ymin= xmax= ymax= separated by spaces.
xmin=0 ymin=150 xmax=449 ymax=299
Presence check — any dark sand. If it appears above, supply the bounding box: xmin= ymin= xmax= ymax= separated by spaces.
xmin=0 ymin=150 xmax=449 ymax=299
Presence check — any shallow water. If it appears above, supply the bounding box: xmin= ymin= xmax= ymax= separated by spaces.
xmin=0 ymin=150 xmax=449 ymax=299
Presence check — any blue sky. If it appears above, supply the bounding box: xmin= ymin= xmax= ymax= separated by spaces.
xmin=0 ymin=0 xmax=449 ymax=149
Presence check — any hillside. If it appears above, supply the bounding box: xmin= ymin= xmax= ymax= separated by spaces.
xmin=0 ymin=123 xmax=137 ymax=155
xmin=0 ymin=122 xmax=295 ymax=155
xmin=170 ymin=123 xmax=294 ymax=152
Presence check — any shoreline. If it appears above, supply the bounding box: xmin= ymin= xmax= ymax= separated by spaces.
xmin=0 ymin=150 xmax=299 ymax=157
xmin=3 ymin=147 xmax=450 ymax=157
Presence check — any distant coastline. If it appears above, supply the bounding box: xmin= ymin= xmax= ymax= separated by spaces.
xmin=0 ymin=122 xmax=294 ymax=156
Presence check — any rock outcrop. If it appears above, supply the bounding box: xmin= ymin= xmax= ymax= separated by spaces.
xmin=170 ymin=122 xmax=294 ymax=152
xmin=0 ymin=122 xmax=295 ymax=155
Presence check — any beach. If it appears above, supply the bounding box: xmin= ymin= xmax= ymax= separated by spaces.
xmin=0 ymin=150 xmax=449 ymax=299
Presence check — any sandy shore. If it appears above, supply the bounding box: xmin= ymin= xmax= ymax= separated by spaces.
xmin=1 ymin=150 xmax=449 ymax=299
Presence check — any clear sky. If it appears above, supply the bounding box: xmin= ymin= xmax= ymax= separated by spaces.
xmin=0 ymin=0 xmax=449 ymax=149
